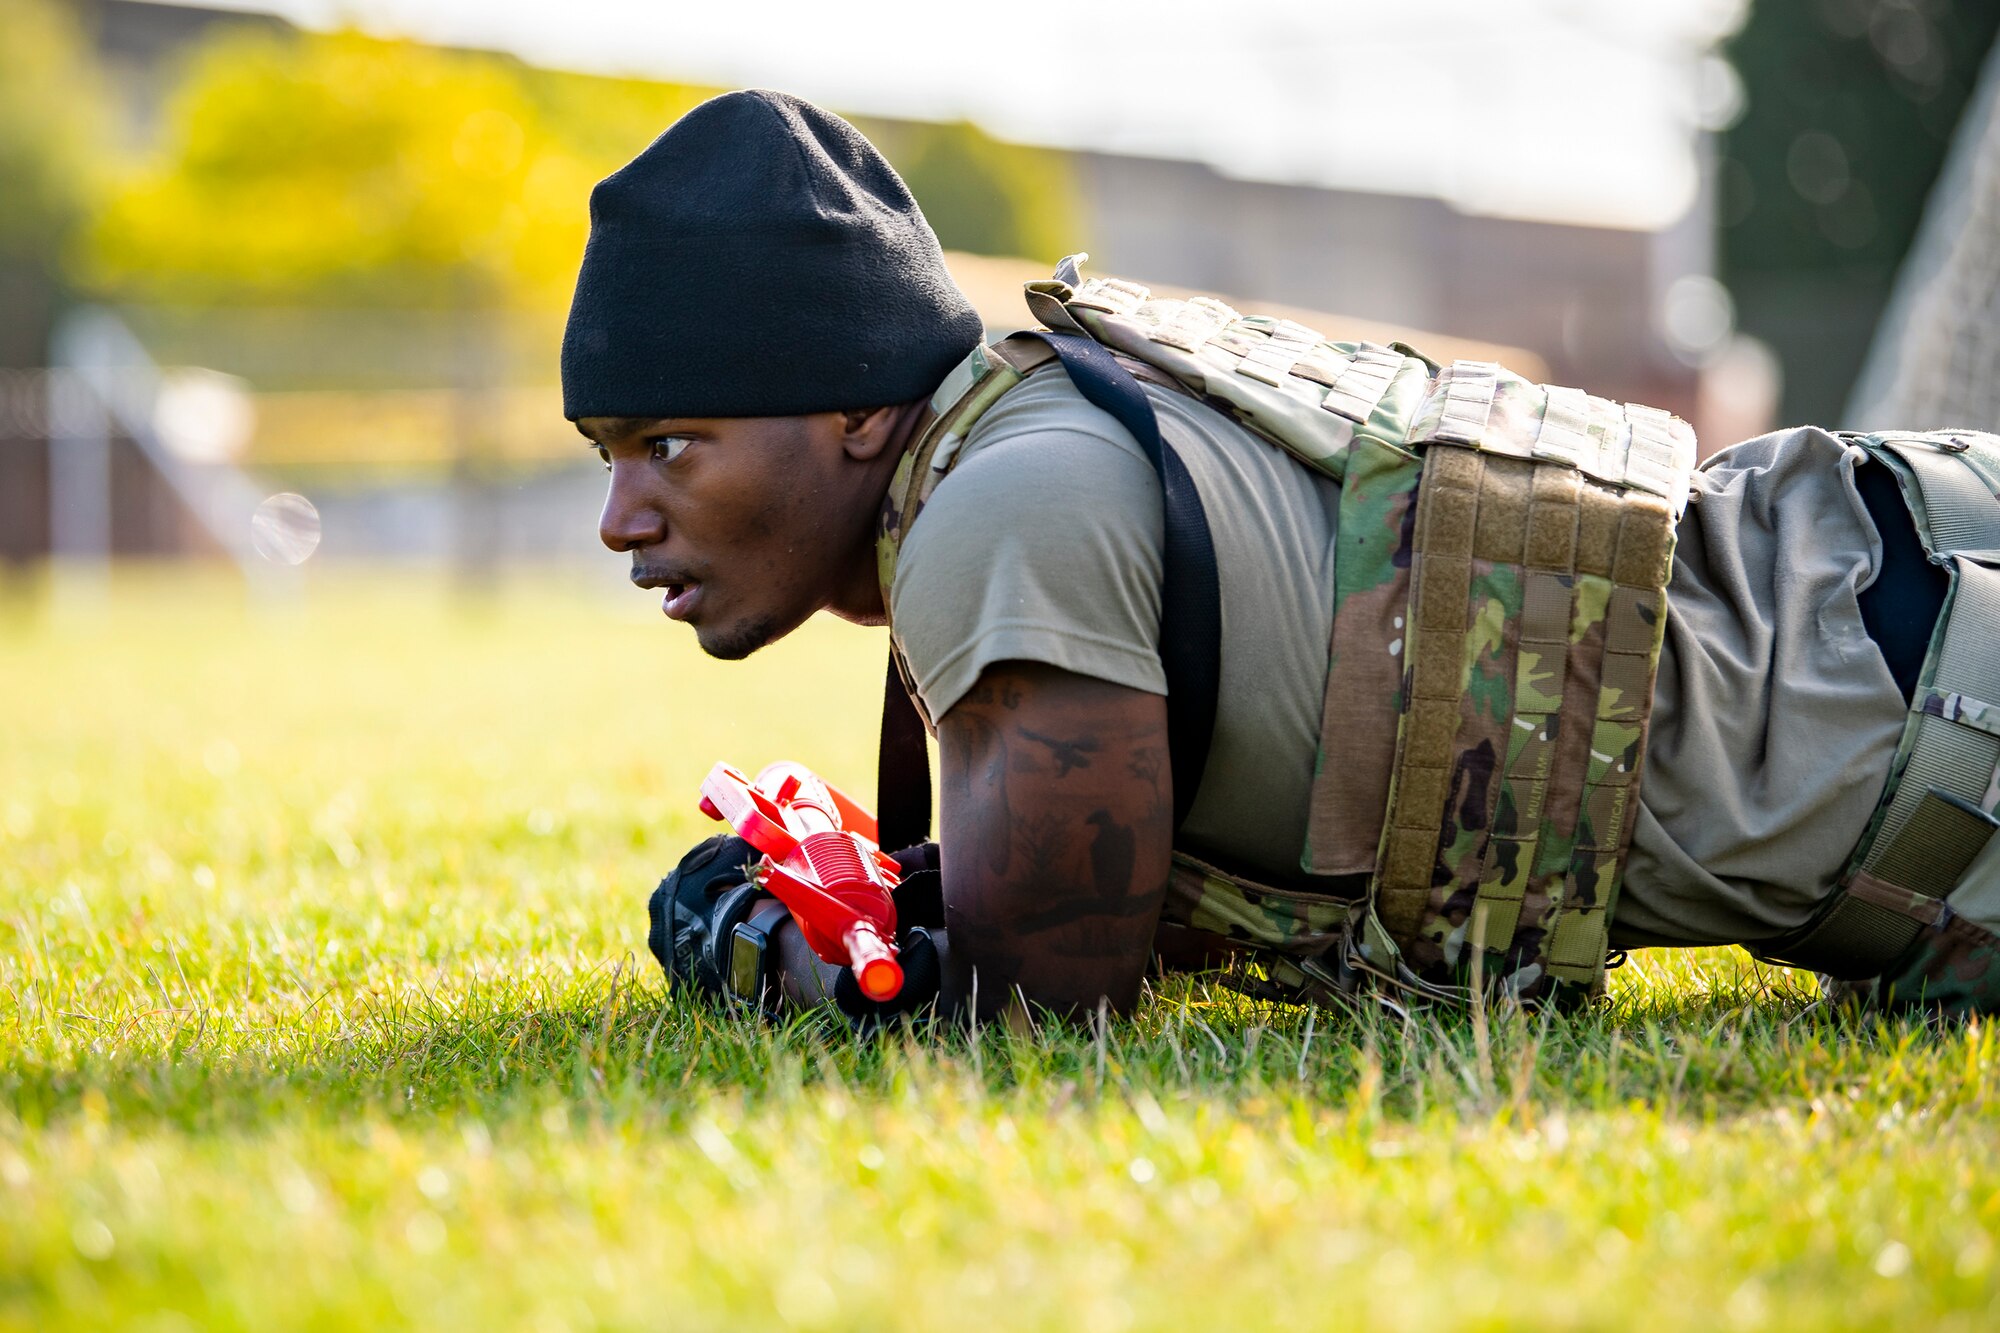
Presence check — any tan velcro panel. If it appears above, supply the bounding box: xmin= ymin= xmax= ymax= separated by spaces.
xmin=1372 ymin=443 xmax=1678 ymax=994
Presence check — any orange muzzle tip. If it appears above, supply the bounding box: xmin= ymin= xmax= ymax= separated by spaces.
xmin=858 ymin=957 xmax=904 ymax=1002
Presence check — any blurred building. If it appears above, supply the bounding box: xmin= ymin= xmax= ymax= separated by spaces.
xmin=1071 ymin=152 xmax=1708 ymax=429
xmin=1717 ymin=1 xmax=2000 ymax=430
xmin=6 ymin=0 xmax=1762 ymax=567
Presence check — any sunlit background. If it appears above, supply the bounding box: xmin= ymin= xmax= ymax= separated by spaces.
xmin=3 ymin=0 xmax=1999 ymax=587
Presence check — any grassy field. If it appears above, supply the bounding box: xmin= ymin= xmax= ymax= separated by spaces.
xmin=2 ymin=568 xmax=1997 ymax=1331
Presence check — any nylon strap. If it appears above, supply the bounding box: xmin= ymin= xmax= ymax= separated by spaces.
xmin=1767 ymin=789 xmax=1998 ymax=978
xmin=1022 ymin=331 xmax=1222 ymax=833
xmin=877 ymin=648 xmax=933 ymax=854
xmin=1884 ymin=437 xmax=2000 ymax=564
xmin=1874 ymin=564 xmax=2000 ymax=850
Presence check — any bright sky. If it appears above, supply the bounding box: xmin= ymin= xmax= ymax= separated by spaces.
xmin=189 ymin=0 xmax=1750 ymax=229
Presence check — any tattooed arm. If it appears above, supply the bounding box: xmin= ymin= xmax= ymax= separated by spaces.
xmin=933 ymin=660 xmax=1174 ymax=1018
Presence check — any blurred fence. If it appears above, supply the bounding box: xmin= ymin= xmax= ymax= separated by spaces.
xmin=1850 ymin=33 xmax=2000 ymax=432
xmin=1 ymin=311 xmax=276 ymax=583
xmin=0 ymin=304 xmax=608 ymax=573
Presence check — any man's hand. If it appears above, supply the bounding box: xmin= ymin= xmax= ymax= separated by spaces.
xmin=936 ymin=661 xmax=1174 ymax=1018
xmin=646 ymin=833 xmax=761 ymax=1001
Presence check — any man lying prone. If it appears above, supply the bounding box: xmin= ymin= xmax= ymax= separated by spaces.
xmin=563 ymin=92 xmax=2000 ymax=1027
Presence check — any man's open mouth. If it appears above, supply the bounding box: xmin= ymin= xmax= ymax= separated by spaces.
xmin=661 ymin=582 xmax=702 ymax=621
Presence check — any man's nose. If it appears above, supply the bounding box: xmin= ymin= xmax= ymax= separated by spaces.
xmin=599 ymin=468 xmax=667 ymax=553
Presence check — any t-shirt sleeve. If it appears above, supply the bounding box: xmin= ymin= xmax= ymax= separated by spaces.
xmin=889 ymin=382 xmax=1166 ymax=720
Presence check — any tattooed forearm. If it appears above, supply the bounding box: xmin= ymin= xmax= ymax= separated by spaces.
xmin=936 ymin=915 xmax=1026 ymax=997
xmin=938 ymin=661 xmax=1174 ymax=1018
xmin=1015 ymin=810 xmax=1069 ymax=883
xmin=1018 ymin=726 xmax=1100 ymax=776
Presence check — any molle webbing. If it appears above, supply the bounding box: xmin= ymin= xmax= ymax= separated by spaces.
xmin=1758 ymin=431 xmax=2000 ymax=980
xmin=1376 ymin=443 xmax=1676 ymax=994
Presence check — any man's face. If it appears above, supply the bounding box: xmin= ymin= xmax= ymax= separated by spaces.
xmin=581 ymin=412 xmax=885 ymax=660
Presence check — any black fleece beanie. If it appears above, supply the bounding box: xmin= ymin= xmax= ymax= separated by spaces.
xmin=561 ymin=90 xmax=986 ymax=421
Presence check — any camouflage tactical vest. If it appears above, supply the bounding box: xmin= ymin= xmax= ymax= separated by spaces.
xmin=878 ymin=259 xmax=1699 ymax=1004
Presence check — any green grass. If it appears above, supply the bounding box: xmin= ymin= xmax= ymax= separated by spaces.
xmin=2 ymin=568 xmax=1997 ymax=1331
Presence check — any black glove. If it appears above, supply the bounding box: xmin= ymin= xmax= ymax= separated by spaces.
xmin=646 ymin=834 xmax=763 ymax=1000
xmin=647 ymin=836 xmax=946 ymax=1023
xmin=833 ymin=925 xmax=946 ymax=1033
xmin=887 ymin=841 xmax=944 ymax=928
xmin=824 ymin=842 xmax=945 ymax=1033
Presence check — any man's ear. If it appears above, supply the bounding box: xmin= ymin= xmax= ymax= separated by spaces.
xmin=838 ymin=403 xmax=916 ymax=461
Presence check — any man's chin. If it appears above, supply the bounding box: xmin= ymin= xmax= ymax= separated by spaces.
xmin=693 ymin=614 xmax=782 ymax=662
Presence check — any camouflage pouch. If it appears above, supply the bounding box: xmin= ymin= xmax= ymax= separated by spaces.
xmin=1826 ymin=911 xmax=2000 ymax=1015
xmin=1161 ymin=851 xmax=1359 ymax=956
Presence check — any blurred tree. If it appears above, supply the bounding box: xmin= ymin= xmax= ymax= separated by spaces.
xmin=518 ymin=66 xmax=710 ymax=176
xmin=87 ymin=28 xmax=605 ymax=310
xmin=1720 ymin=0 xmax=2000 ymax=424
xmin=0 ymin=0 xmax=110 ymax=365
xmin=868 ymin=119 xmax=1082 ymax=263
xmin=85 ymin=26 xmax=1081 ymax=313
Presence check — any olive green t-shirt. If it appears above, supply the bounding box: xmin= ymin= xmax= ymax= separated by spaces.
xmin=888 ymin=371 xmax=1909 ymax=947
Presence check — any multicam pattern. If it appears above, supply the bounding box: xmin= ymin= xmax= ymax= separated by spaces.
xmin=1160 ymin=852 xmax=1357 ymax=953
xmin=1823 ymin=911 xmax=2000 ymax=1015
xmin=878 ymin=257 xmax=1698 ymax=1008
xmin=1308 ymin=437 xmax=1423 ymax=874
xmin=1920 ymin=688 xmax=2000 ymax=738
xmin=1373 ymin=447 xmax=1678 ymax=1001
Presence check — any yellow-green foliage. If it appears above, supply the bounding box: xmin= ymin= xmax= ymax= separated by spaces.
xmin=2 ymin=571 xmax=1998 ymax=1330
xmin=86 ymin=29 xmax=643 ymax=310
xmin=82 ymin=27 xmax=1080 ymax=312
xmin=0 ymin=0 xmax=108 ymax=266
xmin=867 ymin=118 xmax=1082 ymax=264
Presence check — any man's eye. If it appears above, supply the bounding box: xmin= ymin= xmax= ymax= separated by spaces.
xmin=647 ymin=436 xmax=692 ymax=465
xmin=594 ymin=445 xmax=611 ymax=472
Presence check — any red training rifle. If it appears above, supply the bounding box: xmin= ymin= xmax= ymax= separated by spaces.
xmin=697 ymin=760 xmax=904 ymax=1001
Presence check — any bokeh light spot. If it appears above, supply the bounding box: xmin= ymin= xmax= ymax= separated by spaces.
xmin=251 ymin=492 xmax=322 ymax=565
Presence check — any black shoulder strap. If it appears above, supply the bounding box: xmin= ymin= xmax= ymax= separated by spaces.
xmin=875 ymin=330 xmax=1223 ymax=839
xmin=876 ymin=651 xmax=933 ymax=854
